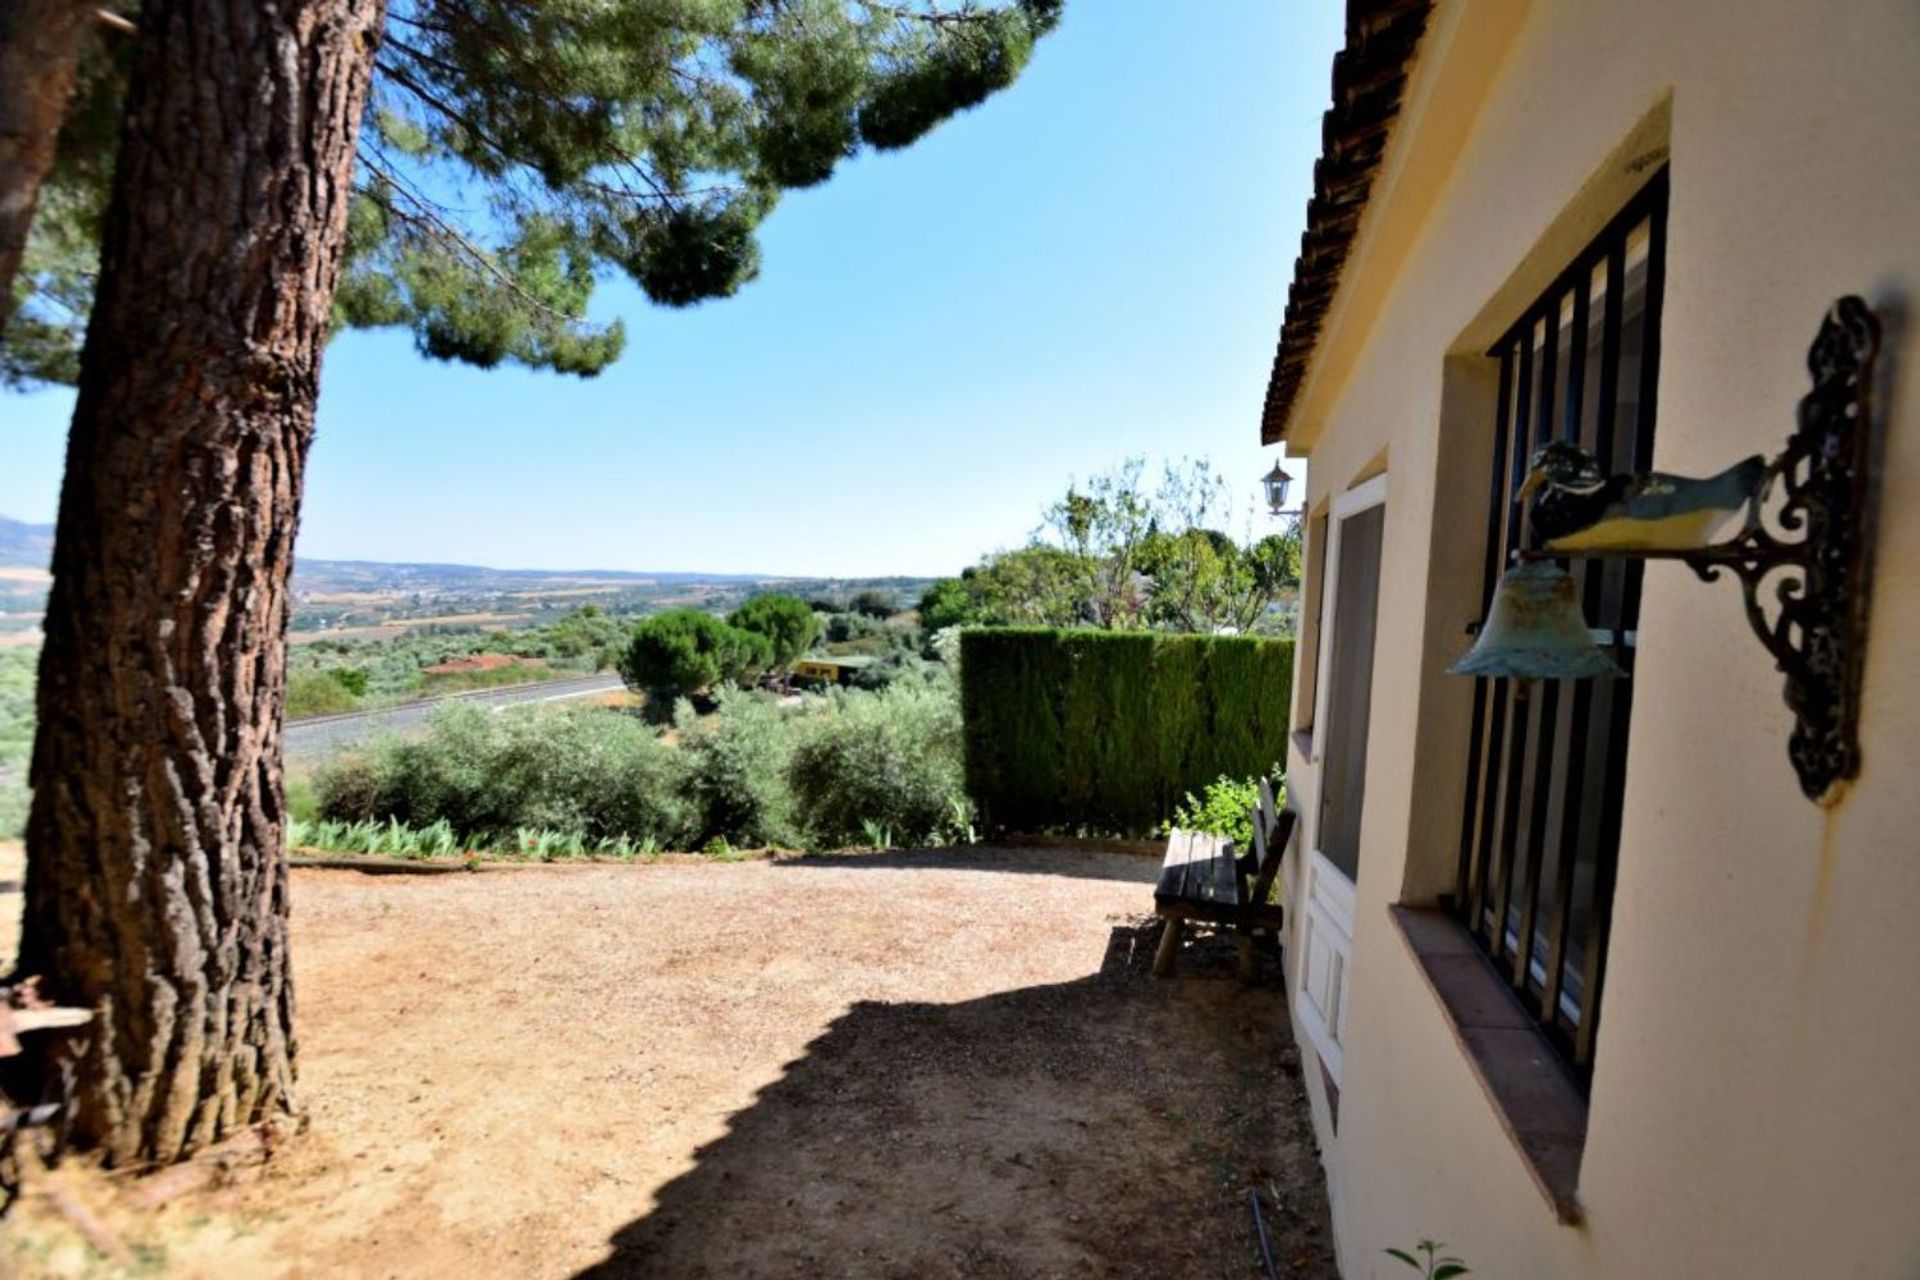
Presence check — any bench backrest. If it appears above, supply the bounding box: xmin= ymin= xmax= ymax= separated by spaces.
xmin=1245 ymin=777 xmax=1295 ymax=907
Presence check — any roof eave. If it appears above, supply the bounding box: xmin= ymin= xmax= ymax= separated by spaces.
xmin=1261 ymin=0 xmax=1434 ymax=446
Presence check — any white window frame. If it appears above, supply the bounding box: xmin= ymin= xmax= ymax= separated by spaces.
xmin=1295 ymin=469 xmax=1388 ymax=1084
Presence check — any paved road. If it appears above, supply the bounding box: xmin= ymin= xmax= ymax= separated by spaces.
xmin=285 ymin=674 xmax=627 ymax=761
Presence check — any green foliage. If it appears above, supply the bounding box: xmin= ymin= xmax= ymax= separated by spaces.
xmin=916 ymin=577 xmax=978 ymax=631
xmin=849 ymin=589 xmax=898 ymax=619
xmin=289 ymin=816 xmax=658 ymax=862
xmin=6 ymin=0 xmax=1063 ymax=386
xmin=960 ymin=628 xmax=1293 ymax=835
xmin=824 ymin=610 xmax=889 ymax=644
xmin=958 ymin=545 xmax=1091 ymax=627
xmin=285 ymin=668 xmax=362 ymax=719
xmin=1170 ymin=776 xmax=1264 ymax=850
xmin=728 ymin=594 xmax=821 ymax=670
xmin=313 ymin=704 xmax=694 ymax=849
xmin=786 ymin=680 xmax=971 ymax=848
xmin=1386 ymin=1241 xmax=1470 ymax=1279
xmin=309 ymin=673 xmax=971 ymax=855
xmin=0 ymin=649 xmax=36 ymax=836
xmin=937 ymin=458 xmax=1302 ymax=635
xmin=620 ymin=608 xmax=768 ymax=700
xmin=673 ymin=690 xmax=805 ymax=849
xmin=286 ymin=775 xmax=320 ymax=824
xmin=1042 ymin=458 xmax=1154 ymax=627
xmin=286 ymin=608 xmax=624 ymax=709
xmin=539 ymin=604 xmax=628 ymax=667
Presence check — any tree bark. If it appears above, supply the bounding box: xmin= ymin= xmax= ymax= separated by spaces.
xmin=0 ymin=0 xmax=95 ymax=334
xmin=17 ymin=0 xmax=384 ymax=1166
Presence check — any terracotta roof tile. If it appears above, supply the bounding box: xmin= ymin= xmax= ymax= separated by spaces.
xmin=1261 ymin=0 xmax=1433 ymax=444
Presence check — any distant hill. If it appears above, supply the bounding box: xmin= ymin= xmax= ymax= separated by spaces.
xmin=294 ymin=558 xmax=769 ymax=590
xmin=0 ymin=517 xmax=53 ymax=568
xmin=0 ymin=515 xmax=932 ymax=642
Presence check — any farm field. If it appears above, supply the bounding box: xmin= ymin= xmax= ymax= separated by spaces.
xmin=0 ymin=844 xmax=1335 ymax=1279
xmin=0 ymin=517 xmax=938 ymax=646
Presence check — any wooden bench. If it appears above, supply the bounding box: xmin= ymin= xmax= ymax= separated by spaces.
xmin=1153 ymin=778 xmax=1295 ymax=978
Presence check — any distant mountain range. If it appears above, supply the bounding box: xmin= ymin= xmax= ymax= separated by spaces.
xmin=0 ymin=517 xmax=53 ymax=568
xmin=0 ymin=514 xmax=906 ymax=585
xmin=0 ymin=515 xmax=932 ymax=641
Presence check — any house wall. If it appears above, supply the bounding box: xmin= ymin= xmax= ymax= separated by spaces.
xmin=1276 ymin=2 xmax=1920 ymax=1275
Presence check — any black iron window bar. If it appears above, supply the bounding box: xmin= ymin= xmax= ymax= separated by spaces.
xmin=1508 ymin=296 xmax=1881 ymax=806
xmin=1451 ymin=170 xmax=1666 ymax=1087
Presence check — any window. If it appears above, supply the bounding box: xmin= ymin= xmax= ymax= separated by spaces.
xmin=1452 ymin=168 xmax=1668 ymax=1090
xmin=1293 ymin=506 xmax=1331 ymax=738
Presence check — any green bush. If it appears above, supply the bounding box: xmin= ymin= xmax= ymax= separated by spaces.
xmin=0 ymin=648 xmax=34 ymax=837
xmin=314 ymin=703 xmax=694 ymax=848
xmin=309 ymin=672 xmax=973 ymax=855
xmin=823 ymin=610 xmax=888 ymax=644
xmin=674 ymin=689 xmax=807 ymax=849
xmin=960 ymin=628 xmax=1292 ymax=835
xmin=786 ymin=680 xmax=970 ymax=849
xmin=849 ymin=589 xmax=898 ymax=619
xmin=286 ymin=667 xmax=361 ymax=718
xmin=1170 ymin=775 xmax=1263 ymax=849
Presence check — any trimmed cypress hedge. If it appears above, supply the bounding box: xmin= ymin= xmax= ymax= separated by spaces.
xmin=960 ymin=628 xmax=1293 ymax=835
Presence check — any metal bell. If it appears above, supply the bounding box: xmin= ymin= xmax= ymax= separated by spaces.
xmin=1449 ymin=560 xmax=1624 ymax=680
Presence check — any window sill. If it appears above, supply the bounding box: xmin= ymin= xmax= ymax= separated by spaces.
xmin=1389 ymin=906 xmax=1587 ymax=1224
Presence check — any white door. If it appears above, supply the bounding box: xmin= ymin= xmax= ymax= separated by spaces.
xmin=1296 ymin=475 xmax=1387 ymax=1083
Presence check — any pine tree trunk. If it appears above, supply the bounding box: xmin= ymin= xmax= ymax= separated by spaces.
xmin=0 ymin=0 xmax=94 ymax=333
xmin=17 ymin=0 xmax=384 ymax=1166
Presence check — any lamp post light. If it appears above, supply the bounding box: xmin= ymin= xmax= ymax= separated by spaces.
xmin=1262 ymin=460 xmax=1300 ymax=519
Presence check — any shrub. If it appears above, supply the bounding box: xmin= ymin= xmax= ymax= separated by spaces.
xmin=314 ymin=703 xmax=694 ymax=848
xmin=286 ymin=667 xmax=360 ymax=718
xmin=1170 ymin=775 xmax=1264 ymax=849
xmin=960 ymin=628 xmax=1292 ymax=835
xmin=311 ymin=671 xmax=972 ymax=855
xmin=849 ymin=589 xmax=898 ymax=619
xmin=786 ymin=679 xmax=970 ymax=849
xmin=823 ymin=610 xmax=886 ymax=644
xmin=0 ymin=648 xmax=32 ymax=837
xmin=728 ymin=594 xmax=820 ymax=670
xmin=673 ymin=689 xmax=808 ymax=849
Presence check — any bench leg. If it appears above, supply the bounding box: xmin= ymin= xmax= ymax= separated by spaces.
xmin=1153 ymin=917 xmax=1184 ymax=977
xmin=1237 ymin=933 xmax=1259 ymax=984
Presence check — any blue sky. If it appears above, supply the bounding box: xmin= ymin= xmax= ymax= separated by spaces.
xmin=1 ymin=4 xmax=1335 ymax=577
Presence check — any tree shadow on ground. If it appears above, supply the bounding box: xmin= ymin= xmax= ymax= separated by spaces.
xmin=774 ymin=845 xmax=1160 ymax=885
xmin=572 ymin=922 xmax=1336 ymax=1280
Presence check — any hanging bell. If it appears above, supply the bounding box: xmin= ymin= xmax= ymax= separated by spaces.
xmin=1449 ymin=560 xmax=1625 ymax=680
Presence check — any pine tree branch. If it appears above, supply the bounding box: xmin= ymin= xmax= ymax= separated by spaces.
xmin=354 ymin=149 xmax=585 ymax=327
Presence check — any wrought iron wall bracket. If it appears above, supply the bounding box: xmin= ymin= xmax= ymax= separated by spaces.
xmin=1521 ymin=297 xmax=1880 ymax=806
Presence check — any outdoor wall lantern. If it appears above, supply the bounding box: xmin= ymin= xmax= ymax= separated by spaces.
xmin=1262 ymin=460 xmax=1299 ymax=517
xmin=1450 ymin=296 xmax=1881 ymax=806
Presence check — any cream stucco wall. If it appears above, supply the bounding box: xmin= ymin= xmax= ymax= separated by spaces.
xmin=1274 ymin=2 xmax=1920 ymax=1276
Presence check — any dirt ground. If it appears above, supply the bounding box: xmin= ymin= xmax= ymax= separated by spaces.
xmin=0 ymin=844 xmax=1335 ymax=1279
